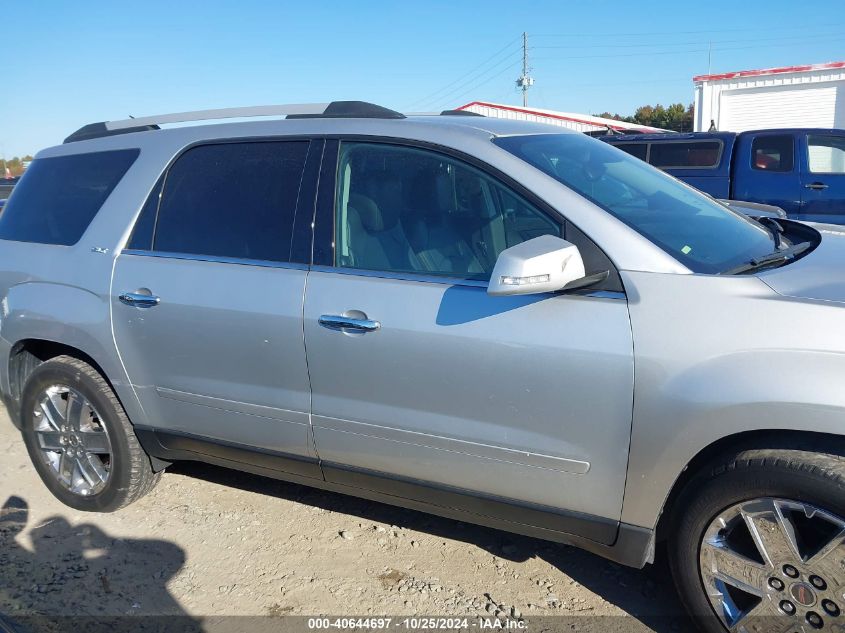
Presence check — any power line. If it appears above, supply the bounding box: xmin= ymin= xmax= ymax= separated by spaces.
xmin=531 ymin=22 xmax=845 ymax=38
xmin=404 ymin=36 xmax=522 ymax=111
xmin=432 ymin=59 xmax=523 ymax=111
xmin=420 ymin=53 xmax=523 ymax=112
xmin=532 ymin=31 xmax=845 ymax=50
xmin=532 ymin=35 xmax=845 ymax=62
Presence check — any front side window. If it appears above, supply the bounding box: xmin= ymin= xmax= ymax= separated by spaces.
xmin=648 ymin=141 xmax=722 ymax=169
xmin=751 ymin=135 xmax=794 ymax=172
xmin=0 ymin=149 xmax=139 ymax=245
xmin=495 ymin=133 xmax=775 ymax=274
xmin=808 ymin=135 xmax=845 ymax=174
xmin=335 ymin=142 xmax=561 ymax=281
xmin=153 ymin=141 xmax=308 ymax=262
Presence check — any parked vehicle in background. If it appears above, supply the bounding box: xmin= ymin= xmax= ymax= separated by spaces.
xmin=602 ymin=129 xmax=845 ymax=223
xmin=0 ymin=177 xmax=18 ymax=200
xmin=2 ymin=102 xmax=845 ymax=633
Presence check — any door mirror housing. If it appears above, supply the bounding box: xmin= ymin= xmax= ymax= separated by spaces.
xmin=487 ymin=235 xmax=589 ymax=296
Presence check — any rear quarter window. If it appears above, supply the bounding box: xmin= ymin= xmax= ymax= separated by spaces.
xmin=614 ymin=143 xmax=648 ymax=161
xmin=0 ymin=149 xmax=139 ymax=245
xmin=649 ymin=141 xmax=722 ymax=169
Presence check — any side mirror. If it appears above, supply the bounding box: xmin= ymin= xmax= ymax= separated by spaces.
xmin=487 ymin=235 xmax=588 ymax=296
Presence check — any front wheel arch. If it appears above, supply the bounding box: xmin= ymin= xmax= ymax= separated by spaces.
xmin=666 ymin=446 xmax=845 ymax=632
xmin=656 ymin=430 xmax=845 ymax=543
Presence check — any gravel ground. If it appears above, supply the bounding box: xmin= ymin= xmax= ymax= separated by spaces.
xmin=0 ymin=406 xmax=694 ymax=632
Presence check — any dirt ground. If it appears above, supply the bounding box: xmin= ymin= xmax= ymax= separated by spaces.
xmin=0 ymin=405 xmax=695 ymax=632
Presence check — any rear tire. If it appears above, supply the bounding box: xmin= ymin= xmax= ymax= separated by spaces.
xmin=20 ymin=355 xmax=161 ymax=511
xmin=669 ymin=447 xmax=845 ymax=633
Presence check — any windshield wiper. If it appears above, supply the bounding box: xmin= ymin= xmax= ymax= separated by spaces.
xmin=756 ymin=216 xmax=784 ymax=249
xmin=723 ymin=241 xmax=812 ymax=275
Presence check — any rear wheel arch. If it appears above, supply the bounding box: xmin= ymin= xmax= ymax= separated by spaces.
xmin=9 ymin=339 xmax=119 ymax=426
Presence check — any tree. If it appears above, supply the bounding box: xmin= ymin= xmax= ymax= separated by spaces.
xmin=0 ymin=155 xmax=33 ymax=177
xmin=594 ymin=103 xmax=694 ymax=132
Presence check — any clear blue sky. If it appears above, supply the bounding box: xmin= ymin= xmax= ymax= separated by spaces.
xmin=2 ymin=0 xmax=844 ymax=157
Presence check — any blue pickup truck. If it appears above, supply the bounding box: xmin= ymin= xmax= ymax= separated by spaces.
xmin=603 ymin=129 xmax=845 ymax=224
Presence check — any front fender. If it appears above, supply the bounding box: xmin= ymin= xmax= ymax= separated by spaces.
xmin=620 ymin=270 xmax=845 ymax=529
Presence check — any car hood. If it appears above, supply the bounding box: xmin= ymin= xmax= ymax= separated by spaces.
xmin=759 ymin=223 xmax=845 ymax=304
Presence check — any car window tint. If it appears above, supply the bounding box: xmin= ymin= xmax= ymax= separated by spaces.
xmin=0 ymin=149 xmax=139 ymax=245
xmin=153 ymin=141 xmax=308 ymax=262
xmin=751 ymin=135 xmax=794 ymax=172
xmin=649 ymin=141 xmax=721 ymax=168
xmin=127 ymin=177 xmax=163 ymax=250
xmin=808 ymin=135 xmax=845 ymax=174
xmin=335 ymin=142 xmax=561 ymax=281
xmin=615 ymin=143 xmax=648 ymax=161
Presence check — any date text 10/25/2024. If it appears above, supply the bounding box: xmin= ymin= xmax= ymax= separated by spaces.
xmin=307 ymin=617 xmax=527 ymax=630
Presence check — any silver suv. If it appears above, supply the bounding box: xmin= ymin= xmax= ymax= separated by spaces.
xmin=1 ymin=101 xmax=843 ymax=632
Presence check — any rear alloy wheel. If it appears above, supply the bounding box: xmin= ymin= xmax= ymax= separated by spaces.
xmin=20 ymin=355 xmax=161 ymax=511
xmin=670 ymin=447 xmax=845 ymax=633
xmin=699 ymin=497 xmax=845 ymax=631
xmin=32 ymin=384 xmax=114 ymax=497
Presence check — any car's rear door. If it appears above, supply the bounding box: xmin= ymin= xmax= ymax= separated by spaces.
xmin=733 ymin=132 xmax=802 ymax=215
xmin=111 ymin=139 xmax=323 ymax=477
xmin=302 ymin=140 xmax=635 ymax=542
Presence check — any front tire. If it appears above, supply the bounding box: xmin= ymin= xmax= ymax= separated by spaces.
xmin=20 ymin=355 xmax=161 ymax=511
xmin=669 ymin=447 xmax=845 ymax=633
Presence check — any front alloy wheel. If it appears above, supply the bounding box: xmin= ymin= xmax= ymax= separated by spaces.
xmin=670 ymin=447 xmax=845 ymax=633
xmin=700 ymin=498 xmax=845 ymax=631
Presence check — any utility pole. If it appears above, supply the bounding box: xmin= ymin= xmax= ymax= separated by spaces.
xmin=516 ymin=31 xmax=534 ymax=107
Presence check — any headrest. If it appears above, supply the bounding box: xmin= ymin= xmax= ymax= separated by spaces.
xmin=408 ymin=169 xmax=452 ymax=218
xmin=358 ymin=171 xmax=401 ymax=230
xmin=348 ymin=193 xmax=385 ymax=232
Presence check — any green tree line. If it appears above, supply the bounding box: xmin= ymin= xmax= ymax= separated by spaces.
xmin=1 ymin=156 xmax=34 ymax=178
xmin=595 ymin=103 xmax=694 ymax=132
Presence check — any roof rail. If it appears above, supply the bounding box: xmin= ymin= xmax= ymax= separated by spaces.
xmin=64 ymin=122 xmax=161 ymax=144
xmin=64 ymin=101 xmax=405 ymax=144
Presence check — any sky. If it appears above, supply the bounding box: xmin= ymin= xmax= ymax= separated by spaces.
xmin=2 ymin=0 xmax=844 ymax=157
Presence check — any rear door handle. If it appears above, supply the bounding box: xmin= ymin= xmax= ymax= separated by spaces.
xmin=119 ymin=291 xmax=160 ymax=308
xmin=804 ymin=182 xmax=829 ymax=190
xmin=319 ymin=314 xmax=380 ymax=332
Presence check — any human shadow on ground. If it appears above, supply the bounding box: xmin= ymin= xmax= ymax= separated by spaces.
xmin=171 ymin=461 xmax=695 ymax=633
xmin=0 ymin=495 xmax=201 ymax=633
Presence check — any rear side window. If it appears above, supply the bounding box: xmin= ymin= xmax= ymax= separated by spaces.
xmin=751 ymin=135 xmax=794 ymax=172
xmin=152 ymin=141 xmax=308 ymax=262
xmin=649 ymin=141 xmax=721 ymax=169
xmin=808 ymin=134 xmax=845 ymax=174
xmin=0 ymin=149 xmax=139 ymax=245
xmin=614 ymin=143 xmax=647 ymax=161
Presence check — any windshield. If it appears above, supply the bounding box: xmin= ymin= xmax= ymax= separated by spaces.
xmin=494 ymin=133 xmax=776 ymax=274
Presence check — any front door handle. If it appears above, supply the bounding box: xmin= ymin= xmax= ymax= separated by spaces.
xmin=805 ymin=182 xmax=829 ymax=190
xmin=319 ymin=314 xmax=380 ymax=332
xmin=119 ymin=291 xmax=160 ymax=308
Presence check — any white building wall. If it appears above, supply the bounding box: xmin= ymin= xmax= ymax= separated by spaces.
xmin=694 ymin=63 xmax=845 ymax=132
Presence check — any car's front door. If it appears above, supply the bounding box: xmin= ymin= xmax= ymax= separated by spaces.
xmin=800 ymin=132 xmax=845 ymax=223
xmin=303 ymin=141 xmax=635 ymax=541
xmin=112 ymin=139 xmax=322 ymax=476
